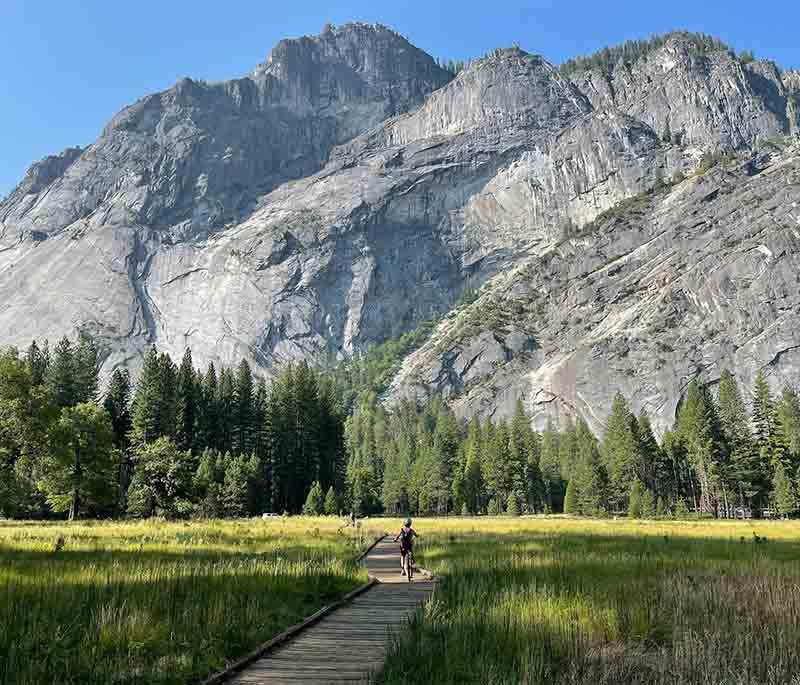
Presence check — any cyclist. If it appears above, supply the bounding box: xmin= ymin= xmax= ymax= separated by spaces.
xmin=394 ymin=517 xmax=418 ymax=576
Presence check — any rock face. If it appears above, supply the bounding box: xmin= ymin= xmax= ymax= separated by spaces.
xmin=1 ymin=25 xmax=799 ymax=433
xmin=386 ymin=145 xmax=800 ymax=435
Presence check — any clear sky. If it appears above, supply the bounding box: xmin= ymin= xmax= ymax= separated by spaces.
xmin=1 ymin=0 xmax=797 ymax=199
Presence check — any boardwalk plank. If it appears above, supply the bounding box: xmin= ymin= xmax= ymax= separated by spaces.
xmin=227 ymin=536 xmax=435 ymax=684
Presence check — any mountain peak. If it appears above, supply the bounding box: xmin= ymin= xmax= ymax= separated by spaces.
xmin=254 ymin=21 xmax=449 ymax=88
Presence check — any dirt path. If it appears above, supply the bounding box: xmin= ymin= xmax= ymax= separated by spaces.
xmin=230 ymin=536 xmax=435 ymax=684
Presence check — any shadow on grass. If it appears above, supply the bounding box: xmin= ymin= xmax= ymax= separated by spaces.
xmin=0 ymin=545 xmax=366 ymax=685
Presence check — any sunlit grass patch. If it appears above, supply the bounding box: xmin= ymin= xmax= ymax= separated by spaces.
xmin=0 ymin=516 xmax=386 ymax=685
xmin=379 ymin=517 xmax=800 ymax=685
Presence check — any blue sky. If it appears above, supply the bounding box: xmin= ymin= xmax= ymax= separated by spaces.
xmin=1 ymin=0 xmax=797 ymax=199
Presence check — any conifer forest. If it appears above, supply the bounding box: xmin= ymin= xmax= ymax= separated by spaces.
xmin=2 ymin=336 xmax=798 ymax=521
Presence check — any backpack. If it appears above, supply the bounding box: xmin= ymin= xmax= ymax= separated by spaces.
xmin=399 ymin=527 xmax=413 ymax=546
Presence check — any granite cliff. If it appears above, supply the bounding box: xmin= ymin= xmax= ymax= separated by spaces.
xmin=1 ymin=24 xmax=798 ymax=432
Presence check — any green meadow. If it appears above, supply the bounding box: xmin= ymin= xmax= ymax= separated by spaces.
xmin=3 ymin=516 xmax=800 ymax=684
xmin=0 ymin=517 xmax=385 ymax=685
xmin=380 ymin=517 xmax=800 ymax=685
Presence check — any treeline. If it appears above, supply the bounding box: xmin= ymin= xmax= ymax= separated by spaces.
xmin=3 ymin=335 xmax=799 ymax=521
xmin=436 ymin=57 xmax=469 ymax=75
xmin=559 ymin=31 xmax=736 ymax=76
xmin=344 ymin=371 xmax=800 ymax=519
xmin=0 ymin=338 xmax=345 ymax=519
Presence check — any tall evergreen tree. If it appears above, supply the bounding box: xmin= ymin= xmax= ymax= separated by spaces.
xmin=752 ymin=371 xmax=775 ymax=456
xmin=772 ymin=460 xmax=797 ymax=517
xmin=46 ymin=337 xmax=77 ymax=409
xmin=461 ymin=417 xmax=485 ymax=514
xmin=25 ymin=340 xmax=50 ymax=386
xmin=302 ymin=480 xmax=325 ymax=515
xmin=718 ymin=369 xmax=759 ymax=511
xmin=572 ymin=419 xmax=609 ymax=515
xmin=776 ymin=387 xmax=800 ymax=467
xmin=539 ymin=421 xmax=563 ymax=512
xmin=677 ymin=380 xmax=723 ymax=515
xmin=175 ymin=348 xmax=198 ymax=453
xmin=601 ymin=392 xmax=638 ymax=512
xmin=104 ymin=370 xmax=132 ymax=450
xmin=73 ymin=334 xmax=99 ymax=404
xmin=217 ymin=367 xmax=236 ymax=452
xmin=222 ymin=453 xmax=251 ymax=517
xmin=324 ymin=485 xmax=338 ymax=515
xmin=198 ymin=364 xmax=220 ymax=451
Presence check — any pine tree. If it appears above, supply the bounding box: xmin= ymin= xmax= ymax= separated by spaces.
xmin=539 ymin=421 xmax=563 ymax=511
xmin=602 ymin=392 xmax=638 ymax=512
xmin=25 ymin=340 xmax=50 ymax=386
xmin=776 ymin=387 xmax=800 ymax=468
xmin=104 ymin=369 xmax=133 ymax=508
xmin=199 ymin=364 xmax=220 ymax=451
xmin=752 ymin=371 xmax=775 ymax=456
xmin=637 ymin=413 xmax=668 ymax=494
xmin=245 ymin=452 xmax=266 ymax=515
xmin=222 ymin=453 xmax=250 ymax=517
xmin=324 ymin=486 xmax=338 ymax=515
xmin=382 ymin=437 xmax=409 ymax=514
xmin=484 ymin=421 xmax=512 ymax=507
xmin=628 ymin=479 xmax=644 ymax=518
xmin=217 ymin=367 xmax=236 ymax=452
xmin=194 ymin=448 xmax=224 ymax=518
xmin=558 ymin=417 xmax=578 ymax=481
xmin=564 ymin=479 xmax=578 ymax=514
xmin=131 ymin=347 xmax=176 ymax=445
xmin=573 ymin=420 xmax=610 ymax=516
xmin=509 ymin=400 xmax=531 ymax=499
xmin=718 ymin=370 xmax=759 ymax=512
xmin=640 ymin=488 xmax=656 ymax=518
xmin=46 ymin=337 xmax=77 ymax=409
xmin=175 ymin=348 xmax=197 ymax=453
xmin=433 ymin=405 xmax=461 ymax=511
xmin=293 ymin=362 xmax=322 ymax=508
xmin=460 ymin=417 xmax=485 ymax=514
xmin=506 ymin=491 xmax=520 ymax=516
xmin=104 ymin=370 xmax=132 ymax=450
xmin=73 ymin=334 xmax=99 ymax=404
xmin=677 ymin=380 xmax=722 ymax=515
xmin=302 ymin=481 xmax=325 ymax=515
xmin=233 ymin=359 xmax=255 ymax=456
xmin=772 ymin=460 xmax=797 ymax=517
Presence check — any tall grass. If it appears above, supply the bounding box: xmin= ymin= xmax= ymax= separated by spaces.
xmin=0 ymin=517 xmax=385 ymax=685
xmin=379 ymin=517 xmax=800 ymax=685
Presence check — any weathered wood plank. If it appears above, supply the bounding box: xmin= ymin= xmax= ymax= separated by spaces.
xmin=224 ymin=536 xmax=436 ymax=684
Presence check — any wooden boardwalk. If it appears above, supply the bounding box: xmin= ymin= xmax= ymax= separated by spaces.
xmin=230 ymin=536 xmax=435 ymax=684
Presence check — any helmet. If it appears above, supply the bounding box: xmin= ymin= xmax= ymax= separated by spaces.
xmin=404 ymin=517 xmax=412 ymax=527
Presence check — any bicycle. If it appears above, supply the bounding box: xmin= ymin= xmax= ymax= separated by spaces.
xmin=404 ymin=548 xmax=414 ymax=582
